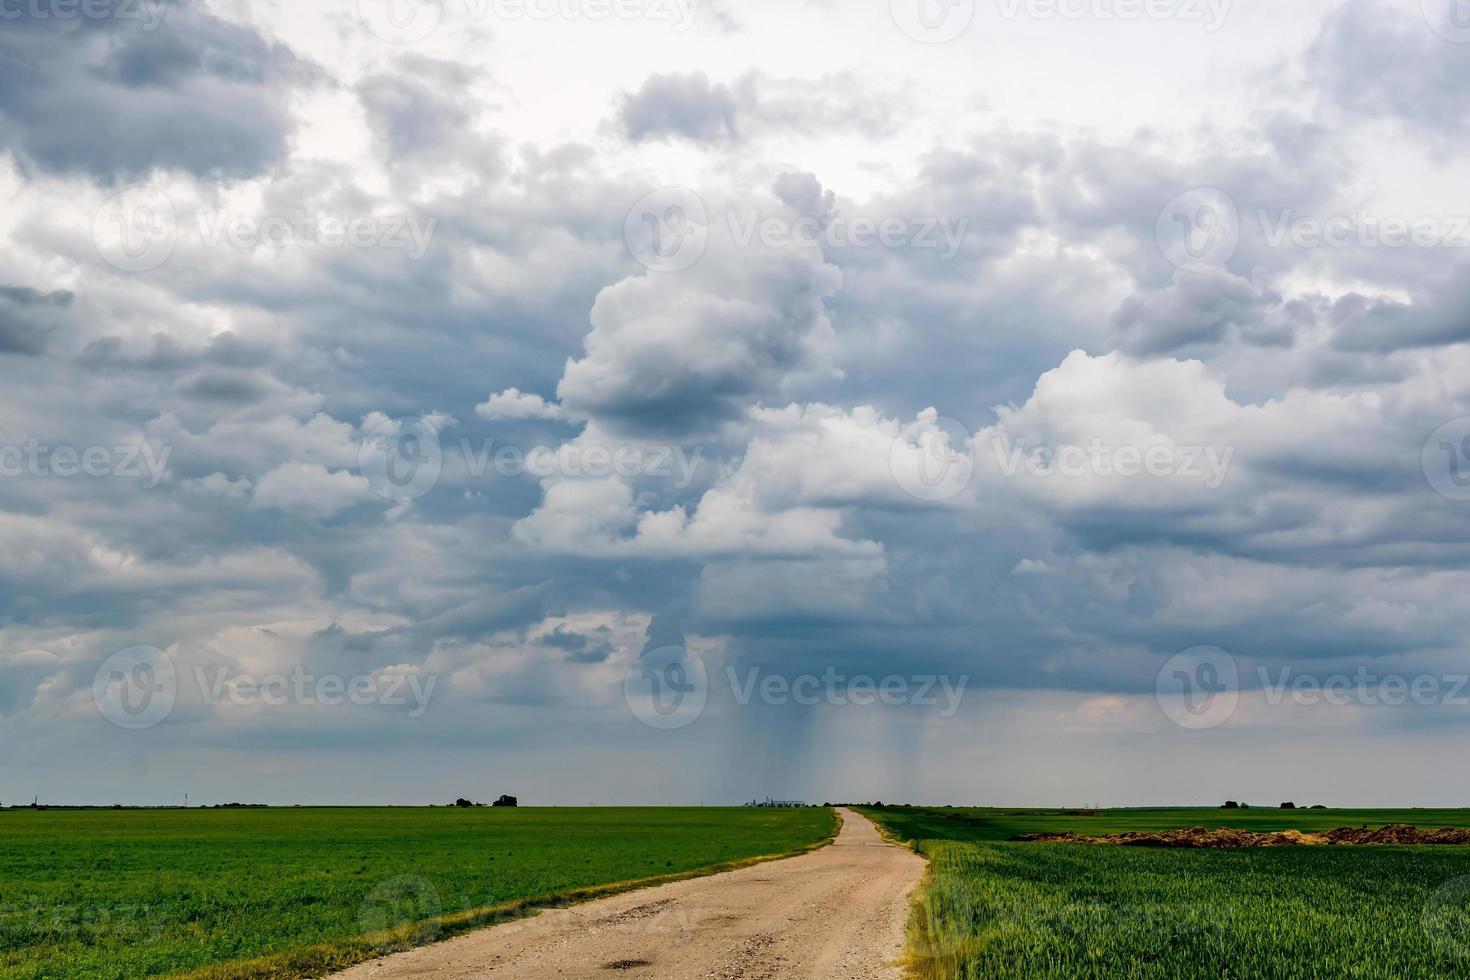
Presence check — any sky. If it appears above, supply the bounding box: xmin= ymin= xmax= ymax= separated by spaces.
xmin=3 ymin=0 xmax=1470 ymax=807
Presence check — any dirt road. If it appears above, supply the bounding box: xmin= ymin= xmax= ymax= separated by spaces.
xmin=334 ymin=808 xmax=924 ymax=979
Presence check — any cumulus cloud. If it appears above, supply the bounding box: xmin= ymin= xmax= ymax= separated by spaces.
xmin=556 ymin=219 xmax=843 ymax=436
xmin=0 ymin=0 xmax=307 ymax=181
xmin=250 ymin=462 xmax=372 ymax=519
xmin=5 ymin=0 xmax=1470 ymax=806
xmin=475 ymin=388 xmax=570 ymax=421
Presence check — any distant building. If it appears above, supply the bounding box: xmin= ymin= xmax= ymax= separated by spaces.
xmin=746 ymin=797 xmax=806 ymax=808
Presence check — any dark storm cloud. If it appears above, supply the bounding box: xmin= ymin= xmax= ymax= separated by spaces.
xmin=1112 ymin=273 xmax=1296 ymax=355
xmin=1328 ymin=270 xmax=1470 ymax=352
xmin=542 ymin=625 xmax=615 ymax=664
xmin=0 ymin=0 xmax=306 ymax=182
xmin=0 ymin=285 xmax=72 ymax=355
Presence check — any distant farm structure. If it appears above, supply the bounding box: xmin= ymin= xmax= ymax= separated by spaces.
xmin=746 ymin=797 xmax=807 ymax=808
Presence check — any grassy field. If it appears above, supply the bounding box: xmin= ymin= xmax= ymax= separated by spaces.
xmin=0 ymin=806 xmax=837 ymax=980
xmin=864 ymin=805 xmax=1470 ymax=842
xmin=863 ymin=806 xmax=1470 ymax=978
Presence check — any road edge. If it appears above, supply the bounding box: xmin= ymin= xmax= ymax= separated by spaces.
xmin=178 ymin=808 xmax=845 ymax=980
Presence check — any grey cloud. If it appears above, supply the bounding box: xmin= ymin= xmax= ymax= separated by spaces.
xmin=1112 ymin=272 xmax=1295 ymax=355
xmin=1329 ymin=268 xmax=1470 ymax=352
xmin=0 ymin=0 xmax=306 ymax=182
xmin=556 ymin=226 xmax=843 ymax=437
xmin=542 ymin=625 xmax=615 ymax=664
xmin=1306 ymin=0 xmax=1470 ymax=144
xmin=0 ymin=285 xmax=72 ymax=355
xmin=619 ymin=71 xmax=740 ymax=143
xmin=772 ymin=172 xmax=835 ymax=224
xmin=357 ymin=55 xmax=488 ymax=163
xmin=618 ymin=71 xmax=908 ymax=145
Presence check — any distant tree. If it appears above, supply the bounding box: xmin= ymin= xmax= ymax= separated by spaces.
xmin=454 ymin=798 xmax=474 ymax=808
xmin=1222 ymin=801 xmax=1240 ymax=809
xmin=492 ymin=795 xmax=518 ymax=808
xmin=1280 ymin=802 xmax=1296 ymax=809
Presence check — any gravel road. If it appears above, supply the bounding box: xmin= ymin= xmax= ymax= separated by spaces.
xmin=333 ymin=807 xmax=924 ymax=979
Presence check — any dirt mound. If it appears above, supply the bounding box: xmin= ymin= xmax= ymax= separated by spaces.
xmin=1321 ymin=824 xmax=1470 ymax=845
xmin=1020 ymin=824 xmax=1470 ymax=848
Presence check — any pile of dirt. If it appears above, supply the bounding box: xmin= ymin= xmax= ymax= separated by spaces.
xmin=1321 ymin=824 xmax=1470 ymax=845
xmin=1020 ymin=824 xmax=1470 ymax=848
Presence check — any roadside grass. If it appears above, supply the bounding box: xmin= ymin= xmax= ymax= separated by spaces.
xmin=0 ymin=806 xmax=836 ymax=979
xmin=863 ymin=806 xmax=1470 ymax=978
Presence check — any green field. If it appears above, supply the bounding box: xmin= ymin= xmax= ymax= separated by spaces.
xmin=862 ymin=806 xmax=1470 ymax=979
xmin=0 ymin=806 xmax=836 ymax=980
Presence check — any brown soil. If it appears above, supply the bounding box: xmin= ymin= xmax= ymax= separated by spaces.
xmin=1020 ymin=824 xmax=1470 ymax=848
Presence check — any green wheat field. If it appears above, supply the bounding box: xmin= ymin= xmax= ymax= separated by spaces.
xmin=860 ymin=806 xmax=1470 ymax=979
xmin=0 ymin=806 xmax=836 ymax=979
